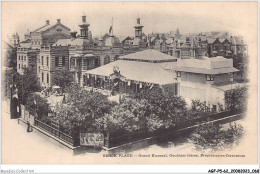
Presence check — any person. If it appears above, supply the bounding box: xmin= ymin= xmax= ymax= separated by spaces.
xmin=27 ymin=121 xmax=31 ymax=132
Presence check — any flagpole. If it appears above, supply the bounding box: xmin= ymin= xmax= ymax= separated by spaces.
xmin=112 ymin=17 xmax=113 ymax=36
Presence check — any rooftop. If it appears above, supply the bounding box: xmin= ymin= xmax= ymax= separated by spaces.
xmin=86 ymin=60 xmax=178 ymax=85
xmin=53 ymin=38 xmax=92 ymax=46
xmin=32 ymin=20 xmax=71 ymax=33
xmin=175 ymin=57 xmax=239 ymax=75
xmin=119 ymin=49 xmax=177 ymax=62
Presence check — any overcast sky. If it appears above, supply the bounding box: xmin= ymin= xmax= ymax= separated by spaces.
xmin=2 ymin=2 xmax=257 ymax=41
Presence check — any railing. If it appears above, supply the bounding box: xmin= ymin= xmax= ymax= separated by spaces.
xmin=105 ymin=109 xmax=244 ymax=148
xmin=34 ymin=119 xmax=77 ymax=146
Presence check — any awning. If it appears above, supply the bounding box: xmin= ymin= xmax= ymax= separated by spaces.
xmin=85 ymin=60 xmax=178 ymax=85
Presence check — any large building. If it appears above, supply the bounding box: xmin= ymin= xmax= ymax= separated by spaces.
xmin=17 ymin=41 xmax=38 ymax=74
xmin=17 ymin=19 xmax=72 ymax=76
xmin=85 ymin=49 xmax=240 ymax=111
xmin=173 ymin=57 xmax=239 ymax=110
xmin=84 ymin=49 xmax=179 ymax=95
xmin=30 ymin=19 xmax=71 ymax=49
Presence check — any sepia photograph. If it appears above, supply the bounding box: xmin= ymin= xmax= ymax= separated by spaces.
xmin=1 ymin=1 xmax=258 ymax=171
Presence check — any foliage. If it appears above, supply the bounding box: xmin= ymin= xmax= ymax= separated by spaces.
xmin=190 ymin=122 xmax=244 ymax=152
xmin=2 ymin=68 xmax=19 ymax=99
xmin=53 ymin=69 xmax=73 ymax=92
xmin=54 ymin=85 xmax=116 ymax=134
xmin=225 ymin=86 xmax=248 ymax=111
xmin=135 ymin=87 xmax=187 ymax=128
xmin=16 ymin=67 xmax=41 ymax=104
xmin=187 ymin=100 xmax=210 ymax=119
xmin=24 ymin=93 xmax=50 ymax=122
xmin=95 ymin=98 xmax=163 ymax=134
xmin=3 ymin=46 xmax=17 ymax=69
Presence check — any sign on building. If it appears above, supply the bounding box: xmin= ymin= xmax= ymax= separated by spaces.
xmin=80 ymin=133 xmax=104 ymax=147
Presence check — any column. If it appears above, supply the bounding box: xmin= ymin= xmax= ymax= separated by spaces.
xmin=206 ymin=74 xmax=215 ymax=111
xmin=176 ymin=71 xmax=182 ymax=96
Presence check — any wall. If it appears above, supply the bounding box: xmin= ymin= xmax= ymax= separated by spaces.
xmin=214 ymin=73 xmax=231 ymax=84
xmin=181 ymin=72 xmax=206 ymax=84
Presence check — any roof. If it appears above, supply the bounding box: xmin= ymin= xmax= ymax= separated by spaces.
xmin=230 ymin=36 xmax=244 ymax=45
xmin=213 ymin=83 xmax=247 ymax=92
xmin=150 ymin=36 xmax=157 ymax=43
xmin=212 ymin=32 xmax=230 ymax=39
xmin=158 ymin=62 xmax=177 ymax=70
xmin=207 ymin=38 xmax=216 ymax=44
xmin=174 ymin=66 xmax=239 ymax=75
xmin=19 ymin=42 xmax=32 ymax=48
xmin=3 ymin=41 xmax=14 ymax=49
xmin=118 ymin=36 xmax=133 ymax=43
xmin=33 ymin=22 xmax=70 ymax=33
xmin=53 ymin=38 xmax=92 ymax=46
xmin=180 ymin=37 xmax=199 ymax=48
xmin=119 ymin=49 xmax=177 ymax=62
xmin=86 ymin=60 xmax=178 ymax=85
xmin=175 ymin=57 xmax=239 ymax=75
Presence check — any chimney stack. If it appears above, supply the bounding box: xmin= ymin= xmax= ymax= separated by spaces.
xmin=57 ymin=19 xmax=61 ymax=24
xmin=46 ymin=20 xmax=50 ymax=25
xmin=70 ymin=31 xmax=78 ymax=39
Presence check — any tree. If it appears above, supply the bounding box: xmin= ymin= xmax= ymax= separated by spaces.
xmin=135 ymin=87 xmax=187 ymax=128
xmin=2 ymin=68 xmax=19 ymax=100
xmin=190 ymin=122 xmax=244 ymax=152
xmin=95 ymin=98 xmax=163 ymax=134
xmin=25 ymin=93 xmax=50 ymax=122
xmin=187 ymin=100 xmax=210 ymax=119
xmin=53 ymin=69 xmax=73 ymax=92
xmin=54 ymin=85 xmax=116 ymax=134
xmin=16 ymin=67 xmax=41 ymax=104
xmin=225 ymin=86 xmax=248 ymax=111
xmin=3 ymin=44 xmax=17 ymax=69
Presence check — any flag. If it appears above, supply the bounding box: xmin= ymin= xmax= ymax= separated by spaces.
xmin=140 ymin=83 xmax=142 ymax=88
xmin=127 ymin=81 xmax=131 ymax=86
xmin=149 ymin=84 xmax=154 ymax=89
xmin=109 ymin=26 xmax=112 ymax=35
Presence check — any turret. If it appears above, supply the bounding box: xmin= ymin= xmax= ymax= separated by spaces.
xmin=134 ymin=16 xmax=144 ymax=39
xmin=78 ymin=13 xmax=90 ymax=39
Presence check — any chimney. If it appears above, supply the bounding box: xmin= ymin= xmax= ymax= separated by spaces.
xmin=70 ymin=31 xmax=78 ymax=39
xmin=46 ymin=20 xmax=50 ymax=25
xmin=82 ymin=15 xmax=86 ymax=23
xmin=57 ymin=19 xmax=61 ymax=24
xmin=137 ymin=17 xmax=140 ymax=24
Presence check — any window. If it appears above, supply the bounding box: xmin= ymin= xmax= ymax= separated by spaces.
xmin=38 ymin=66 xmax=40 ymax=73
xmin=46 ymin=57 xmax=49 ymax=67
xmin=42 ymin=73 xmax=44 ymax=82
xmin=95 ymin=58 xmax=99 ymax=66
xmin=47 ymin=73 xmax=49 ymax=84
xmin=21 ymin=56 xmax=23 ymax=61
xmin=41 ymin=56 xmax=44 ymax=65
xmin=19 ymin=64 xmax=20 ymax=69
xmin=62 ymin=56 xmax=65 ymax=66
xmin=55 ymin=56 xmax=59 ymax=67
xmin=18 ymin=55 xmax=20 ymax=61
xmin=24 ymin=56 xmax=26 ymax=61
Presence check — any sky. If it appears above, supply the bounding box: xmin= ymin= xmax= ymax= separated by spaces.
xmin=2 ymin=2 xmax=257 ymax=42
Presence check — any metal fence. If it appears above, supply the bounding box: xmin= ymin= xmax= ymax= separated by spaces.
xmin=105 ymin=109 xmax=244 ymax=148
xmin=34 ymin=119 xmax=78 ymax=146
